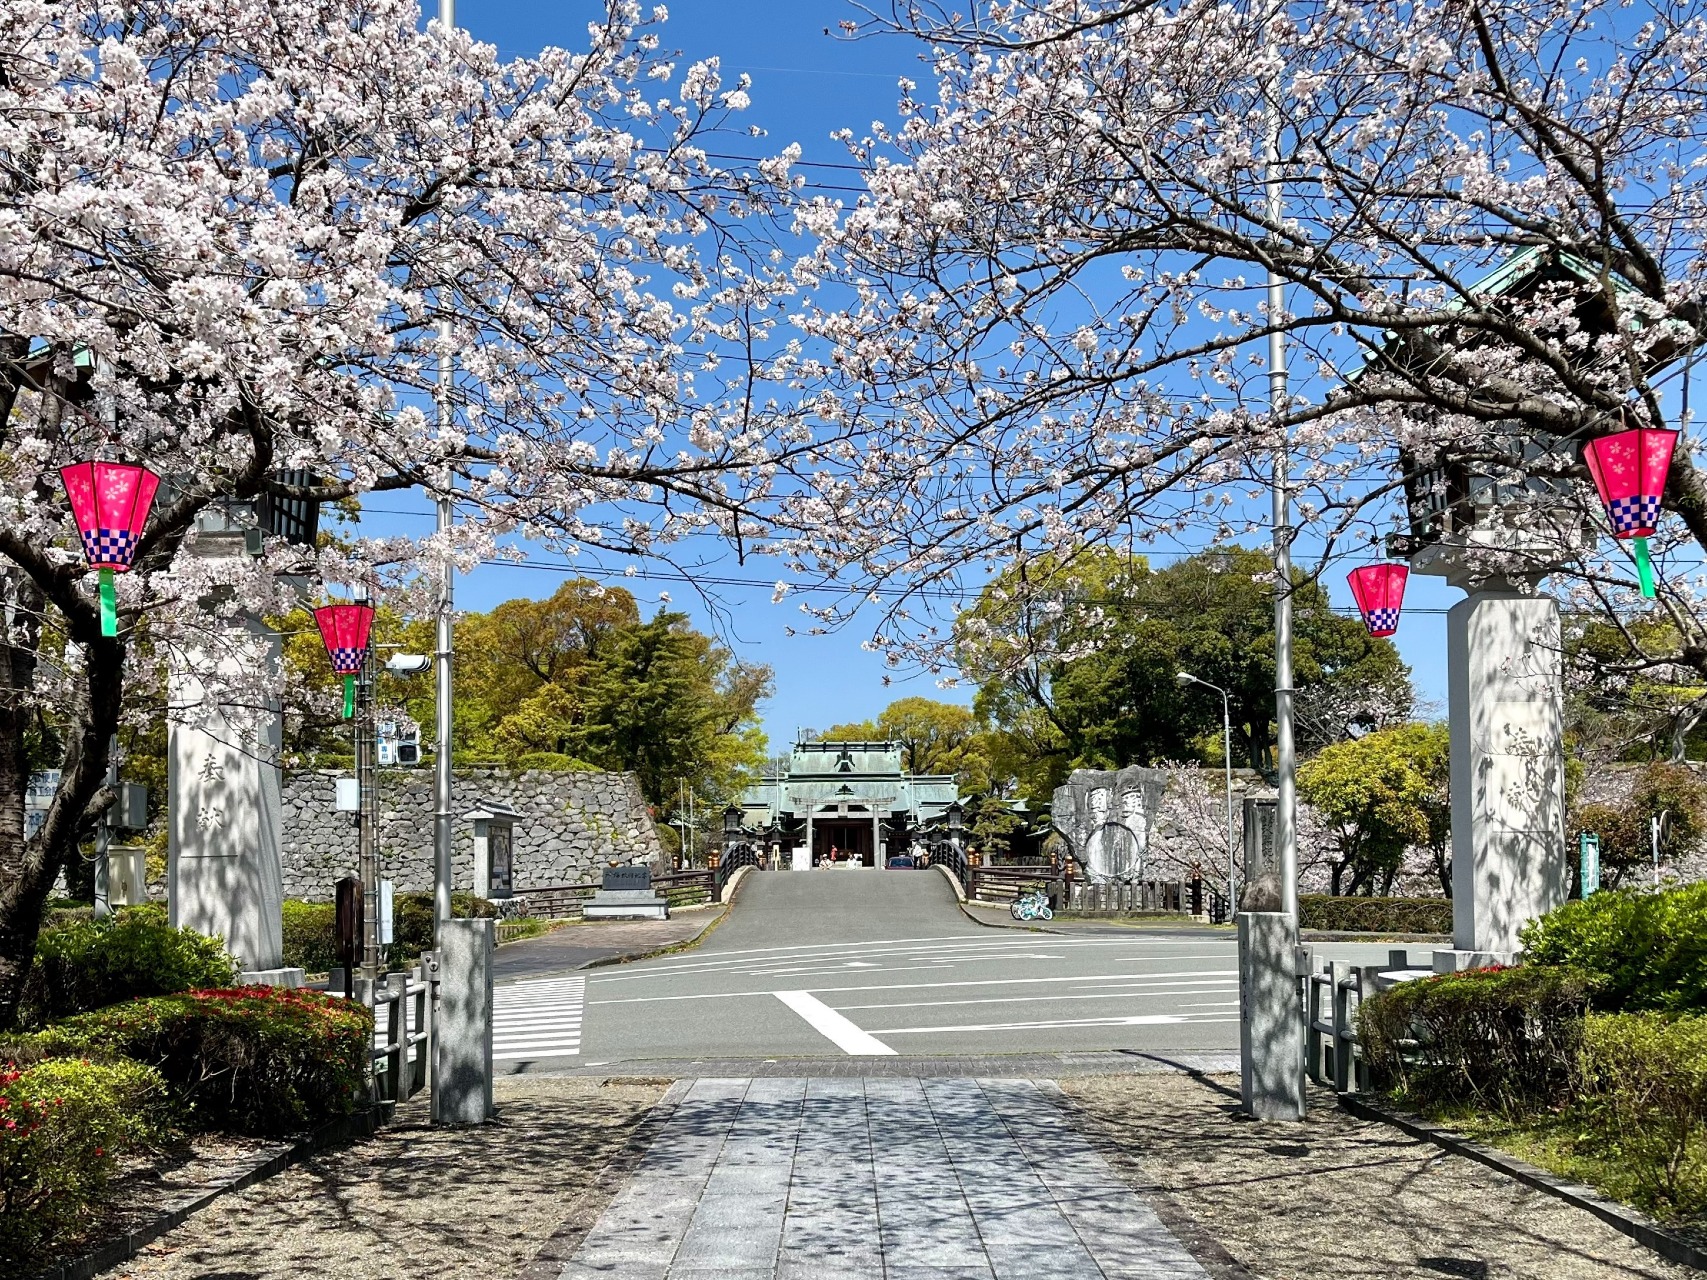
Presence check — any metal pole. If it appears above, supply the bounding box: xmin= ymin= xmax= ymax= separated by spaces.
xmin=434 ymin=326 xmax=455 ymax=929
xmin=1221 ymin=689 xmax=1236 ymax=912
xmin=1265 ymin=8 xmax=1298 ymax=928
xmin=1653 ymin=814 xmax=1661 ymax=886
xmin=93 ymin=735 xmax=117 ymax=919
xmin=358 ymin=637 xmax=379 ymax=980
xmin=433 ymin=0 xmax=457 ymax=933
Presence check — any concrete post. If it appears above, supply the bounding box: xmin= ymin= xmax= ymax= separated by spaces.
xmin=432 ymin=917 xmax=494 ymax=1125
xmin=1441 ymin=588 xmax=1567 ymax=965
xmin=168 ymin=614 xmax=291 ymax=977
xmin=1238 ymin=912 xmax=1305 ymax=1120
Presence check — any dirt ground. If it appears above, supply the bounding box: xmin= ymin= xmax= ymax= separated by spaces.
xmin=101 ymin=1077 xmax=665 ymax=1280
xmin=1059 ymin=1073 xmax=1694 ymax=1280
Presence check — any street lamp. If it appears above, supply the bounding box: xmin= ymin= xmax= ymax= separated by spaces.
xmin=1177 ymin=671 xmax=1237 ymax=913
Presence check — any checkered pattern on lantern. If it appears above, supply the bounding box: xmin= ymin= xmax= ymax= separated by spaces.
xmin=1606 ymin=494 xmax=1661 ymax=536
xmin=80 ymin=527 xmax=138 ymax=570
xmin=1364 ymin=607 xmax=1400 ymax=636
xmin=327 ymin=646 xmax=365 ymax=675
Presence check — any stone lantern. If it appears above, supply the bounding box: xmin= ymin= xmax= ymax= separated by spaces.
xmin=465 ymin=798 xmax=521 ymax=900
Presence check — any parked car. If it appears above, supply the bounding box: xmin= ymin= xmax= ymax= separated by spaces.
xmin=886 ymin=854 xmax=916 ymax=870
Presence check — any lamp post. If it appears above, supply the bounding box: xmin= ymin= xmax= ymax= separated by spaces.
xmin=1177 ymin=671 xmax=1237 ymax=914
xmin=312 ymin=596 xmax=377 ymax=978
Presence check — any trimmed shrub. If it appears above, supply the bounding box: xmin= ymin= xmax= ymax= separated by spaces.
xmin=1300 ymin=894 xmax=1452 ymax=934
xmin=391 ymin=891 xmax=496 ymax=963
xmin=21 ymin=904 xmax=237 ymax=1028
xmin=1359 ymin=964 xmax=1600 ymax=1112
xmin=280 ymin=900 xmax=338 ymax=973
xmin=0 ymin=1056 xmax=171 ymax=1266
xmin=1520 ymin=882 xmax=1707 ymax=1012
xmin=32 ymin=987 xmax=371 ymax=1135
xmin=1576 ymin=1013 xmax=1707 ymax=1217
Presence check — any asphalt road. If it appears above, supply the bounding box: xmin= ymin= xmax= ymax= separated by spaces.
xmin=492 ymin=869 xmax=1430 ymax=1074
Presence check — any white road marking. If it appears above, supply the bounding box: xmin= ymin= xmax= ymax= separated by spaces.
xmin=590 ymin=968 xmax=1237 ymax=1006
xmin=774 ymin=990 xmax=896 ymax=1056
xmin=833 ymin=983 xmax=1236 ymax=1011
xmin=591 ymin=935 xmax=1233 ymax=982
xmin=869 ymin=1013 xmax=1238 ymax=1035
xmin=493 ymin=976 xmax=585 ymax=1061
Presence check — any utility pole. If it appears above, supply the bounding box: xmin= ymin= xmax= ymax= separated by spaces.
xmin=433 ymin=0 xmax=457 ymax=933
xmin=1266 ymin=12 xmax=1297 ymax=926
xmin=356 ymin=616 xmax=379 ymax=980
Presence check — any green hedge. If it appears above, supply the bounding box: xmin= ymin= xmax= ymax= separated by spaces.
xmin=1359 ymin=964 xmax=1601 ymax=1112
xmin=280 ymin=893 xmax=497 ymax=972
xmin=21 ymin=905 xmax=237 ymax=1029
xmin=280 ymin=900 xmax=338 ymax=973
xmin=1300 ymin=894 xmax=1452 ymax=934
xmin=1521 ymin=883 xmax=1707 ymax=1012
xmin=1576 ymin=1012 xmax=1707 ymax=1217
xmin=0 ymin=1056 xmax=171 ymax=1266
xmin=31 ymin=987 xmax=371 ymax=1135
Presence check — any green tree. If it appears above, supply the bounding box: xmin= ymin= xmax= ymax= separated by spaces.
xmin=279 ymin=580 xmax=769 ymax=810
xmin=1298 ymin=723 xmax=1448 ymax=896
xmin=960 ymin=547 xmax=1414 ymax=805
xmin=1574 ymin=761 xmax=1707 ymax=890
xmin=823 ymin=696 xmax=990 ymax=784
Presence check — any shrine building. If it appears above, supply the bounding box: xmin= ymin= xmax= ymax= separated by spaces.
xmin=740 ymin=740 xmax=961 ymax=868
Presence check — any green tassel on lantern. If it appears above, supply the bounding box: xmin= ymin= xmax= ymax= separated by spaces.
xmin=342 ymin=674 xmax=356 ymax=719
xmin=98 ymin=568 xmax=117 ymax=637
xmin=1634 ymin=536 xmax=1657 ymax=599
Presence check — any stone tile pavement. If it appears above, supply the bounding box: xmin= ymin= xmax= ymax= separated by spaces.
xmin=558 ymin=1076 xmax=1207 ymax=1280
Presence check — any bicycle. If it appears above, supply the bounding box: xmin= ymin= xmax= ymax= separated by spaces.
xmin=1010 ymin=889 xmax=1054 ymax=922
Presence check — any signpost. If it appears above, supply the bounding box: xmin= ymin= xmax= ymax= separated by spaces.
xmin=1580 ymin=832 xmax=1601 ymax=898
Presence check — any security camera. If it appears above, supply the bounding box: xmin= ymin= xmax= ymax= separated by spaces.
xmin=384 ymin=653 xmax=431 ymax=675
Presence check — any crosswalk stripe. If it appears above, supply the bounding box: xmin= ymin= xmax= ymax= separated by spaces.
xmin=492 ymin=975 xmax=586 ymax=1060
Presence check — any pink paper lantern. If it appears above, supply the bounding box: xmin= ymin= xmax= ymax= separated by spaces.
xmin=314 ymin=603 xmax=374 ymax=719
xmin=313 ymin=604 xmax=375 ymax=675
xmin=59 ymin=460 xmax=160 ymax=570
xmin=1348 ymin=563 xmax=1409 ymax=638
xmin=1583 ymin=425 xmax=1678 ymax=539
xmin=59 ymin=460 xmax=161 ymax=636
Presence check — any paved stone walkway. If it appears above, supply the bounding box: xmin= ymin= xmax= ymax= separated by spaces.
xmin=560 ymin=1076 xmax=1207 ymax=1280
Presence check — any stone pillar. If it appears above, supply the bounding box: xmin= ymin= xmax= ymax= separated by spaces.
xmin=168 ymin=614 xmax=290 ymax=976
xmin=432 ymin=917 xmax=494 ymax=1125
xmin=1238 ymin=912 xmax=1304 ymax=1121
xmin=1442 ymin=588 xmax=1567 ymax=963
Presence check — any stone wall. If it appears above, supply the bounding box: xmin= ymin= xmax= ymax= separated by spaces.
xmin=280 ymin=767 xmax=663 ymax=901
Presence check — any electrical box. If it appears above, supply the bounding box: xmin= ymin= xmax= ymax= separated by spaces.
xmin=335 ymin=777 xmax=360 ymax=812
xmin=113 ymin=783 xmax=148 ymax=829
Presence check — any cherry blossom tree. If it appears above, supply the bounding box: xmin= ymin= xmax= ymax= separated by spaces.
xmin=784 ymin=0 xmax=1707 ymax=683
xmin=0 ymin=0 xmax=814 ymax=1025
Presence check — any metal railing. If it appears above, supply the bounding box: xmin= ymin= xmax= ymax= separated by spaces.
xmin=360 ymin=962 xmax=432 ymax=1106
xmin=1301 ymin=948 xmax=1429 ymax=1095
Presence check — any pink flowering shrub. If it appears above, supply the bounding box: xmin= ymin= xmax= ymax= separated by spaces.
xmin=33 ymin=988 xmax=371 ymax=1135
xmin=0 ymin=1057 xmax=170 ymax=1265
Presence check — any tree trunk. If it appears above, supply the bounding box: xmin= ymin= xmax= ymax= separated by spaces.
xmin=1432 ymin=844 xmax=1452 ymax=897
xmin=0 ymin=586 xmax=124 ymax=1030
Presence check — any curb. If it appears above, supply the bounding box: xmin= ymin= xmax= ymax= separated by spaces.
xmin=515 ymin=1079 xmax=690 ymax=1280
xmin=1339 ymin=1094 xmax=1707 ymax=1272
xmin=578 ymin=882 xmax=740 ymax=971
xmin=33 ymin=1108 xmax=385 ymax=1280
xmin=1300 ymin=931 xmax=1450 ymax=944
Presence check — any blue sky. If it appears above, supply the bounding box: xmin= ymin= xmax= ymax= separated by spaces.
xmin=359 ymin=0 xmax=1467 ymax=747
